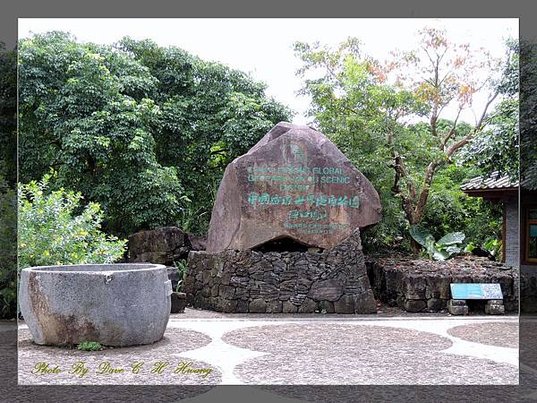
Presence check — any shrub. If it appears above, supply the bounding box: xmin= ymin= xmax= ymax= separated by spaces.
xmin=18 ymin=173 xmax=127 ymax=269
xmin=410 ymin=225 xmax=466 ymax=261
xmin=0 ymin=179 xmax=16 ymax=318
xmin=77 ymin=341 xmax=103 ymax=351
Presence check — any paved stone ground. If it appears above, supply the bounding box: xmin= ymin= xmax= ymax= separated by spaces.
xmin=447 ymin=322 xmax=518 ymax=348
xmin=18 ymin=309 xmax=518 ymax=386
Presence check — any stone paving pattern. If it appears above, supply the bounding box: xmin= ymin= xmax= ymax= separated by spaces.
xmin=223 ymin=323 xmax=517 ymax=385
xmin=18 ymin=310 xmax=518 ymax=386
xmin=447 ymin=322 xmax=519 ymax=348
xmin=18 ymin=328 xmax=220 ymax=385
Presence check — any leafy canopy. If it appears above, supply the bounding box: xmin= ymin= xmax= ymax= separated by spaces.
xmin=18 ymin=32 xmax=291 ymax=235
xmin=294 ymin=29 xmax=514 ymax=252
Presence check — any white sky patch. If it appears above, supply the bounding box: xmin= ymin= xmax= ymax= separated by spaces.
xmin=19 ymin=18 xmax=518 ymax=125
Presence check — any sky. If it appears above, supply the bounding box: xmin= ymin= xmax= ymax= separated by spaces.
xmin=19 ymin=18 xmax=518 ymax=125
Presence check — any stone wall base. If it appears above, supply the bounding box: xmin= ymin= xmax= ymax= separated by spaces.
xmin=184 ymin=230 xmax=377 ymax=314
xmin=367 ymin=257 xmax=519 ymax=313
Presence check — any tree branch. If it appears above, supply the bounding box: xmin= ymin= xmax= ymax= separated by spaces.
xmin=441 ymin=106 xmax=463 ymax=150
xmin=445 ymin=90 xmax=499 ymax=158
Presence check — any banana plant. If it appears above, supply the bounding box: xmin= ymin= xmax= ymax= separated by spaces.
xmin=409 ymin=226 xmax=465 ymax=261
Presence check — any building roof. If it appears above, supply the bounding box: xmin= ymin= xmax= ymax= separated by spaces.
xmin=461 ymin=171 xmax=519 ymax=192
xmin=461 ymin=171 xmax=519 ymax=200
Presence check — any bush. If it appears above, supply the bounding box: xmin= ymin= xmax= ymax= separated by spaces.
xmin=0 ymin=179 xmax=16 ymax=318
xmin=77 ymin=341 xmax=103 ymax=351
xmin=18 ymin=173 xmax=127 ymax=269
xmin=410 ymin=226 xmax=466 ymax=261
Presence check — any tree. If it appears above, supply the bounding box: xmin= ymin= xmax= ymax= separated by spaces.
xmin=520 ymin=39 xmax=537 ymax=191
xmin=0 ymin=43 xmax=16 ymax=184
xmin=19 ymin=32 xmax=185 ymax=236
xmin=0 ymin=43 xmax=17 ymax=318
xmin=461 ymin=38 xmax=519 ymax=178
xmin=18 ymin=32 xmax=291 ymax=236
xmin=294 ymin=28 xmax=513 ymax=249
xmin=118 ymin=37 xmax=291 ymax=233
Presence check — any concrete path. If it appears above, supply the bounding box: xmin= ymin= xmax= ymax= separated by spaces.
xmin=18 ymin=310 xmax=518 ymax=386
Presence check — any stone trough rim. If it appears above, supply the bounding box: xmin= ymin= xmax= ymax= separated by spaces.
xmin=21 ymin=263 xmax=166 ymax=274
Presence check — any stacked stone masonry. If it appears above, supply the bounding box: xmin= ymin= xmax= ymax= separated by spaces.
xmin=366 ymin=257 xmax=519 ymax=313
xmin=184 ymin=230 xmax=377 ymax=314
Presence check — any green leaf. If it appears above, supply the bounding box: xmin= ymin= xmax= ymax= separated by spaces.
xmin=410 ymin=225 xmax=434 ymax=248
xmin=432 ymin=249 xmax=450 ymax=261
xmin=445 ymin=245 xmax=461 ymax=255
xmin=437 ymin=232 xmax=465 ymax=246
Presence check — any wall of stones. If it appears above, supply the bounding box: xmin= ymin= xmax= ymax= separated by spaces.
xmin=128 ymin=226 xmax=191 ymax=266
xmin=504 ymin=200 xmax=520 ymax=267
xmin=183 ymin=230 xmax=377 ymax=314
xmin=366 ymin=257 xmax=519 ymax=313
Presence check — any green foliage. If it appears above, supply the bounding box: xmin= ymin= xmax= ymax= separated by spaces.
xmin=0 ymin=177 xmax=16 ymax=318
xmin=421 ymin=164 xmax=502 ymax=245
xmin=294 ymin=32 xmax=513 ymax=253
xmin=77 ymin=341 xmax=103 ymax=351
xmin=18 ymin=32 xmax=291 ymax=236
xmin=483 ymin=238 xmax=503 ymax=260
xmin=117 ymin=37 xmax=291 ymax=234
xmin=0 ymin=44 xmax=17 ymax=185
xmin=173 ymin=260 xmax=188 ymax=292
xmin=0 ymin=43 xmax=17 ymax=319
xmin=410 ymin=225 xmax=465 ymax=261
xmin=521 ymin=40 xmax=537 ymax=191
xmin=462 ymin=39 xmax=519 ymax=179
xmin=18 ymin=172 xmax=127 ymax=269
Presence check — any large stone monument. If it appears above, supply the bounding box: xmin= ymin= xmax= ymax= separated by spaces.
xmin=207 ymin=122 xmax=381 ymax=252
xmin=185 ymin=122 xmax=381 ymax=314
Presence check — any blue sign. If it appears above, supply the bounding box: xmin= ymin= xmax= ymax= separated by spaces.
xmin=450 ymin=283 xmax=503 ymax=300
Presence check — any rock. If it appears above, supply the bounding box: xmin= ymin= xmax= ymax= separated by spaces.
xmin=188 ymin=234 xmax=207 ymax=251
xmin=266 ymin=300 xmax=283 ymax=313
xmin=216 ymin=299 xmax=237 ymax=313
xmin=185 ymin=229 xmax=376 ymax=314
xmin=206 ymin=122 xmax=381 ymax=253
xmin=334 ymin=295 xmax=355 ymax=314
xmin=219 ymin=285 xmax=235 ymax=300
xmin=427 ymin=298 xmax=445 ymax=312
xmin=485 ymin=300 xmax=505 ymax=315
xmin=259 ymin=283 xmax=279 ymax=300
xmin=319 ymin=300 xmax=335 ymax=313
xmin=298 ymin=298 xmax=318 ymax=313
xmin=404 ymin=299 xmax=426 ymax=313
xmin=19 ymin=264 xmax=170 ymax=347
xmin=128 ymin=227 xmax=190 ymax=265
xmin=249 ymin=298 xmax=267 ymax=313
xmin=448 ymin=299 xmax=469 ymax=315
xmin=282 ymin=301 xmax=298 ymax=313
xmin=353 ymin=292 xmax=377 ymax=313
xmin=236 ymin=299 xmax=249 ymax=313
xmin=290 ymin=293 xmax=307 ymax=306
xmin=308 ymin=279 xmax=344 ymax=302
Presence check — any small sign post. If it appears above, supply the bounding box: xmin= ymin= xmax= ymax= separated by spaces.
xmin=449 ymin=283 xmax=505 ymax=315
xmin=450 ymin=283 xmax=503 ymax=300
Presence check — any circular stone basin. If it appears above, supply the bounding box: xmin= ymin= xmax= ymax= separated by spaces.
xmin=19 ymin=264 xmax=172 ymax=347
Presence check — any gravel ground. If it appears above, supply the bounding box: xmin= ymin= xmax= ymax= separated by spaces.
xmin=174 ymin=306 xmax=492 ymax=320
xmin=18 ymin=327 xmax=221 ymax=385
xmin=17 ymin=314 xmax=519 ymax=386
xmin=222 ymin=324 xmax=518 ymax=385
xmin=447 ymin=322 xmax=519 ymax=348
